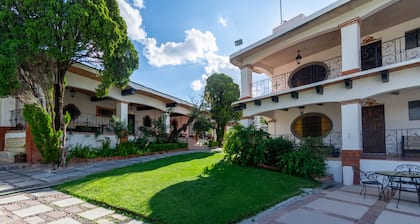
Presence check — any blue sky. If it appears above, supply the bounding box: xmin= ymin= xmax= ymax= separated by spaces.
xmin=117 ymin=0 xmax=337 ymax=101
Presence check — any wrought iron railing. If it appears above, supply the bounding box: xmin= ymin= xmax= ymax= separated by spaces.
xmin=382 ymin=36 xmax=420 ymax=66
xmin=9 ymin=109 xmax=25 ymax=128
xmin=252 ymin=56 xmax=342 ymax=97
xmin=68 ymin=113 xmax=112 ymax=134
xmin=251 ymin=36 xmax=420 ymax=98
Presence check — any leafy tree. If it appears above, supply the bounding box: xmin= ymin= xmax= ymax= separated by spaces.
xmin=0 ymin=0 xmax=138 ymax=166
xmin=193 ymin=116 xmax=213 ymax=138
xmin=204 ymin=73 xmax=240 ymax=144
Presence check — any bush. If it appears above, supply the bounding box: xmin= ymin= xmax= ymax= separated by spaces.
xmin=223 ymin=125 xmax=270 ymax=166
xmin=265 ymin=137 xmax=294 ymax=166
xmin=208 ymin=140 xmax=219 ymax=148
xmin=277 ymin=137 xmax=327 ymax=179
xmin=148 ymin=142 xmax=187 ymax=152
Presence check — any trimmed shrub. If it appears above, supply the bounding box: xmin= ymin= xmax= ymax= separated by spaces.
xmin=265 ymin=137 xmax=294 ymax=166
xmin=223 ymin=125 xmax=270 ymax=166
xmin=148 ymin=143 xmax=187 ymax=152
xmin=208 ymin=140 xmax=219 ymax=148
xmin=277 ymin=137 xmax=327 ymax=179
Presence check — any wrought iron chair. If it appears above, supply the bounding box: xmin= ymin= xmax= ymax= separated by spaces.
xmin=353 ymin=166 xmax=382 ymax=198
xmin=390 ymin=164 xmax=420 ymax=208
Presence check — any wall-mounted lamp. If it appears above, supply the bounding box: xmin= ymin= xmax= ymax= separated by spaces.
xmin=298 ymin=106 xmax=305 ymax=115
xmin=70 ymin=88 xmax=76 ymax=98
xmin=296 ymin=50 xmax=302 ymax=64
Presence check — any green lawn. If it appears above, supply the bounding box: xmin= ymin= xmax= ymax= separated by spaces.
xmin=56 ymin=152 xmax=317 ymax=224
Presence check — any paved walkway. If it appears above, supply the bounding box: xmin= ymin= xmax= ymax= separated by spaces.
xmin=241 ymin=184 xmax=420 ymax=224
xmin=2 ymin=150 xmax=420 ymax=223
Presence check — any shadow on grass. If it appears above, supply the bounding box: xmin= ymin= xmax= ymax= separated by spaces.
xmin=61 ymin=152 xmax=215 ymax=184
xmin=147 ymin=161 xmax=316 ymax=224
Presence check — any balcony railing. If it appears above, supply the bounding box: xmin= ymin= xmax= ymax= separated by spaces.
xmin=382 ymin=36 xmax=420 ymax=66
xmin=252 ymin=56 xmax=342 ymax=97
xmin=252 ymin=36 xmax=420 ymax=98
xmin=68 ymin=113 xmax=112 ymax=134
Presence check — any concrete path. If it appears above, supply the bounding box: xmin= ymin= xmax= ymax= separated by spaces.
xmin=241 ymin=184 xmax=420 ymax=224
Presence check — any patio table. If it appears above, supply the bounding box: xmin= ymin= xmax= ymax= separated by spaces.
xmin=375 ymin=171 xmax=420 ymax=203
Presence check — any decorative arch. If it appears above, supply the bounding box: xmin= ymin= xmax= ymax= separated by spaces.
xmin=288 ymin=62 xmax=328 ymax=88
xmin=291 ymin=113 xmax=332 ymax=139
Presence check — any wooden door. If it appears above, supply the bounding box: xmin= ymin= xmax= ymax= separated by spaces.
xmin=362 ymin=105 xmax=385 ymax=153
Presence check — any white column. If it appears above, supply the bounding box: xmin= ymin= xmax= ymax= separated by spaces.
xmin=165 ymin=112 xmax=171 ymax=134
xmin=340 ymin=18 xmax=361 ymax=74
xmin=240 ymin=65 xmax=253 ymax=99
xmin=116 ymin=102 xmax=128 ymax=124
xmin=240 ymin=117 xmax=254 ymax=128
xmin=341 ymin=101 xmax=362 ymax=150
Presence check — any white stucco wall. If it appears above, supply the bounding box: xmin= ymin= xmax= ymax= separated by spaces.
xmin=0 ymin=97 xmax=15 ymax=126
xmin=66 ymin=133 xmax=118 ymax=149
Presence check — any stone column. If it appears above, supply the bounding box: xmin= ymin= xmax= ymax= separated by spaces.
xmin=341 ymin=99 xmax=363 ymax=185
xmin=339 ymin=17 xmax=361 ymax=75
xmin=240 ymin=65 xmax=253 ymax=99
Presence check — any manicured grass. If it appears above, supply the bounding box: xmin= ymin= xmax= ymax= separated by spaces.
xmin=56 ymin=152 xmax=317 ymax=224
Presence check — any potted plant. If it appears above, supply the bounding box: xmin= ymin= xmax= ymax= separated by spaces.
xmin=14 ymin=152 xmax=27 ymax=163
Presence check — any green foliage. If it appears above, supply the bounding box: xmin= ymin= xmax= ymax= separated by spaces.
xmin=223 ymin=125 xmax=270 ymax=166
xmin=204 ymin=73 xmax=240 ymax=143
xmin=23 ymin=104 xmax=61 ymax=165
xmin=153 ymin=115 xmax=168 ymax=143
xmin=277 ymin=137 xmax=327 ymax=179
xmin=193 ymin=116 xmax=213 ymax=138
xmin=110 ymin=116 xmax=128 ymax=139
xmin=148 ymin=142 xmax=188 ymax=152
xmin=208 ymin=140 xmax=220 ymax=148
xmin=265 ymin=137 xmax=294 ymax=166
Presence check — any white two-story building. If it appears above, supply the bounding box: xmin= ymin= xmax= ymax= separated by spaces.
xmin=230 ymin=0 xmax=420 ymax=184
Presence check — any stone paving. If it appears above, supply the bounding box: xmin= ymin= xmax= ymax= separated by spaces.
xmin=240 ymin=184 xmax=420 ymax=224
xmin=0 ymin=188 xmax=143 ymax=223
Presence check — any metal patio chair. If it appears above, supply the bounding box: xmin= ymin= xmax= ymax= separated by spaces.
xmin=353 ymin=166 xmax=382 ymax=199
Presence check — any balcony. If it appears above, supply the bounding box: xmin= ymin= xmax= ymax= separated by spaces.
xmin=251 ymin=36 xmax=420 ymax=98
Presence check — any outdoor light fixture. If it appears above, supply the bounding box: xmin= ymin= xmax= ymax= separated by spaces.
xmin=298 ymin=106 xmax=305 ymax=115
xmin=296 ymin=50 xmax=302 ymax=64
xmin=70 ymin=88 xmax=76 ymax=98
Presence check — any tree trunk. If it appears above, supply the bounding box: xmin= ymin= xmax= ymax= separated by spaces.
xmin=167 ymin=116 xmax=196 ymax=143
xmin=55 ymin=62 xmax=70 ymax=167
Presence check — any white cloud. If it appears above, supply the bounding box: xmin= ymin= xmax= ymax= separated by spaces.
xmin=117 ymin=0 xmax=146 ymax=42
xmin=116 ymin=1 xmax=240 ymax=92
xmin=191 ymin=80 xmax=203 ymax=91
xmin=190 ymin=53 xmax=239 ymax=92
xmin=143 ymin=28 xmax=218 ymax=67
xmin=218 ymin=17 xmax=227 ymax=27
xmin=133 ymin=0 xmax=144 ymax=9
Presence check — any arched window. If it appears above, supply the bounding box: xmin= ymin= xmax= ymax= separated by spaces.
xmin=291 ymin=113 xmax=332 ymax=139
xmin=289 ymin=62 xmax=328 ymax=88
xmin=143 ymin=115 xmax=152 ymax=127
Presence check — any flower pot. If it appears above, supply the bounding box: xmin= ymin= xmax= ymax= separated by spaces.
xmin=14 ymin=154 xmax=26 ymax=163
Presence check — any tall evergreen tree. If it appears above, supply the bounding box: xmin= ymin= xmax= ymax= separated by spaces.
xmin=204 ymin=73 xmax=240 ymax=145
